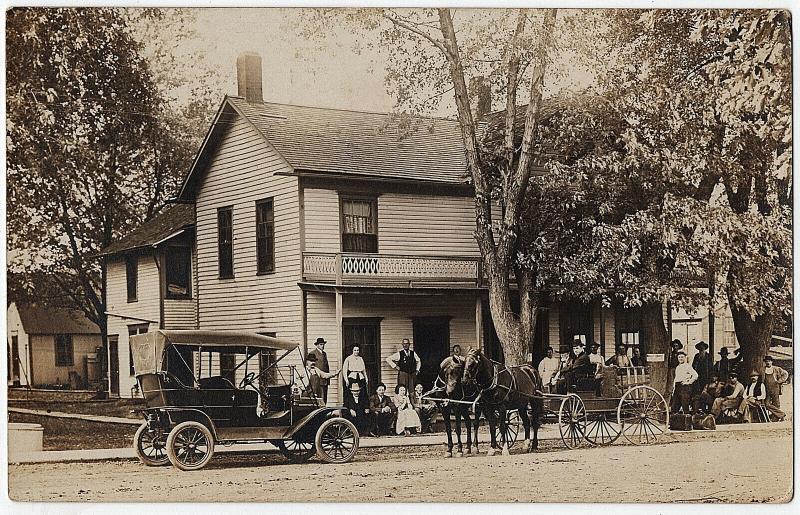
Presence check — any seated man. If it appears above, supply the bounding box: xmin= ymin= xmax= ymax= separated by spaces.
xmin=711 ymin=372 xmax=745 ymax=420
xmin=555 ymin=340 xmax=593 ymax=394
xmin=369 ymin=383 xmax=397 ymax=436
xmin=692 ymin=375 xmax=723 ymax=414
xmin=738 ymin=371 xmax=767 ymax=423
xmin=343 ymin=382 xmax=370 ymax=433
xmin=411 ymin=383 xmax=438 ymax=433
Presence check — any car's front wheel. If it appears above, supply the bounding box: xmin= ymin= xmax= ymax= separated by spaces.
xmin=314 ymin=417 xmax=359 ymax=464
xmin=166 ymin=421 xmax=215 ymax=471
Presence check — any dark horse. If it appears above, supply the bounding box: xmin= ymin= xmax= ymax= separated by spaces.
xmin=426 ymin=356 xmax=480 ymax=457
xmin=462 ymin=348 xmax=544 ymax=455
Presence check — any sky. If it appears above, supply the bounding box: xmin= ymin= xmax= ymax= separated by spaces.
xmin=152 ymin=8 xmax=597 ymax=117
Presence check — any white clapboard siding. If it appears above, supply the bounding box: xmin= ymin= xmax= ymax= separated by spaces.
xmin=303 ymin=188 xmax=340 ymax=253
xmin=164 ymin=299 xmax=197 ymax=329
xmin=378 ymin=194 xmax=480 ymax=256
xmin=194 ymin=112 xmax=302 ymax=343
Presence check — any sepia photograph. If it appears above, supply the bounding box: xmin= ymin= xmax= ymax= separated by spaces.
xmin=3 ymin=4 xmax=794 ymax=507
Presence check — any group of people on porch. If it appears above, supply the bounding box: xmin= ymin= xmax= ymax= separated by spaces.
xmin=303 ymin=335 xmax=440 ymax=436
xmin=667 ymin=338 xmax=788 ymax=423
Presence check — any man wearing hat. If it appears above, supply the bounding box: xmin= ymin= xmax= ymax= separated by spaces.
xmin=691 ymin=341 xmax=713 ymax=396
xmin=309 ymin=337 xmax=331 ymax=402
xmin=762 ymin=355 xmax=788 ymax=421
xmin=666 ymin=339 xmax=683 ymax=403
xmin=711 ymin=371 xmax=745 ymax=419
xmin=343 ymin=382 xmax=370 ymax=433
xmin=738 ymin=371 xmax=767 ymax=423
xmin=714 ymin=347 xmax=731 ymax=382
xmin=555 ymin=339 xmax=593 ymax=394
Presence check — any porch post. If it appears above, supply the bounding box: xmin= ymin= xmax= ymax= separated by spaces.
xmin=336 ymin=290 xmax=344 ymax=405
xmin=475 ymin=294 xmax=483 ymax=351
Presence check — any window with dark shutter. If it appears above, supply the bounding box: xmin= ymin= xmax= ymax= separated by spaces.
xmin=256 ymin=199 xmax=275 ymax=274
xmin=55 ymin=334 xmax=74 ymax=367
xmin=341 ymin=198 xmax=377 ymax=253
xmin=218 ymin=207 xmax=234 ymax=278
xmin=165 ymin=246 xmax=192 ymax=299
xmin=125 ymin=255 xmax=138 ymax=302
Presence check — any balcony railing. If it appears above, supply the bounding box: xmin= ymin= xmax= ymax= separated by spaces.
xmin=302 ymin=252 xmax=482 ymax=287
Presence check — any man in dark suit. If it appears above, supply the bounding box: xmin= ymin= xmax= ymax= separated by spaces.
xmin=343 ymin=382 xmax=370 ymax=433
xmin=309 ymin=337 xmax=330 ymax=402
xmin=369 ymin=383 xmax=396 ymax=436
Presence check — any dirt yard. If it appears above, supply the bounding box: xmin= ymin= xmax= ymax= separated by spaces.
xmin=8 ymin=427 xmax=792 ymax=503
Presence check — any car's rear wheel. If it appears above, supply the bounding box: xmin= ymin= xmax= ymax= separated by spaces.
xmin=315 ymin=417 xmax=359 ymax=464
xmin=276 ymin=437 xmax=315 ymax=463
xmin=166 ymin=421 xmax=215 ymax=471
xmin=134 ymin=422 xmax=169 ymax=466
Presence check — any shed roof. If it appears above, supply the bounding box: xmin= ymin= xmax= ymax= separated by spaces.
xmin=97 ymin=203 xmax=195 ymax=257
xmin=17 ymin=304 xmax=100 ymax=335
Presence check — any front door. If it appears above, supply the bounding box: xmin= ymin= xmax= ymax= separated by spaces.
xmin=343 ymin=319 xmax=381 ymax=392
xmin=109 ymin=336 xmax=120 ymax=396
xmin=413 ymin=317 xmax=450 ymax=391
xmin=10 ymin=335 xmax=20 ymax=384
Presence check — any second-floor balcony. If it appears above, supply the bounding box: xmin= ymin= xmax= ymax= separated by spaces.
xmin=302 ymin=252 xmax=482 ymax=288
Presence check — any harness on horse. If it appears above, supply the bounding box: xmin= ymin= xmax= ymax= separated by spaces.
xmin=478 ymin=358 xmax=545 ymax=404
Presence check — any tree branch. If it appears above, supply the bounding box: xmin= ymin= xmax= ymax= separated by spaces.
xmin=383 ymin=12 xmax=449 ymax=56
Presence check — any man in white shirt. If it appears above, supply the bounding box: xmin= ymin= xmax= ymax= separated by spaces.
xmin=386 ymin=338 xmax=421 ymax=393
xmin=738 ymin=371 xmax=767 ymax=423
xmin=537 ymin=347 xmax=559 ymax=392
xmin=711 ymin=372 xmax=745 ymax=418
xmin=762 ymin=356 xmax=788 ymax=421
xmin=671 ymin=351 xmax=698 ymax=414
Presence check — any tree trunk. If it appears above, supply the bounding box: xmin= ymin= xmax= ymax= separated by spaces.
xmin=729 ymin=299 xmax=774 ymax=378
xmin=640 ymin=301 xmax=669 ymax=395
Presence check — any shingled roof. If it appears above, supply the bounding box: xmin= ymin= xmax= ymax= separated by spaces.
xmin=97 ymin=203 xmax=195 ymax=257
xmin=17 ymin=304 xmax=100 ymax=335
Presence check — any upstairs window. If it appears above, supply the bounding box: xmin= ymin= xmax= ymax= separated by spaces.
xmin=256 ymin=198 xmax=275 ymax=274
xmin=341 ymin=198 xmax=377 ymax=253
xmin=125 ymin=255 xmax=138 ymax=302
xmin=55 ymin=334 xmax=74 ymax=367
xmin=165 ymin=246 xmax=192 ymax=299
xmin=218 ymin=207 xmax=234 ymax=278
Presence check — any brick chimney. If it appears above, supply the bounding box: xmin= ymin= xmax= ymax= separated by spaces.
xmin=236 ymin=52 xmax=263 ymax=103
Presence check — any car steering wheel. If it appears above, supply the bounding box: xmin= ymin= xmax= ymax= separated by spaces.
xmin=239 ymin=372 xmax=256 ymax=389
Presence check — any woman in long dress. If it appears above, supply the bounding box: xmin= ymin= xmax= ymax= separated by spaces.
xmin=394 ymin=384 xmax=421 ymax=436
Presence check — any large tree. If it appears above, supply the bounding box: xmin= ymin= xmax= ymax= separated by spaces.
xmin=6 ymin=8 xmax=215 ymax=331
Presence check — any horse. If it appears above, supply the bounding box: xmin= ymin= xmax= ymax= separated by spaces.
xmin=462 ymin=348 xmax=544 ymax=455
xmin=425 ymin=356 xmax=480 ymax=457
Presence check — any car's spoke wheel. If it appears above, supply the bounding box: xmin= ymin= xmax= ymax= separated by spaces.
xmin=166 ymin=421 xmax=215 ymax=471
xmin=277 ymin=437 xmax=315 ymax=463
xmin=558 ymin=394 xmax=587 ymax=449
xmin=584 ymin=412 xmax=622 ymax=446
xmin=617 ymin=385 xmax=669 ymax=445
xmin=315 ymin=417 xmax=359 ymax=464
xmin=134 ymin=422 xmax=170 ymax=466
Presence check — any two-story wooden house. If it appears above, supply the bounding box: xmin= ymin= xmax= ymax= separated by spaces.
xmin=103 ymin=53 xmax=685 ymax=401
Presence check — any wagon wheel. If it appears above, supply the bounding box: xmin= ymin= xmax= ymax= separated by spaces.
xmin=315 ymin=417 xmax=359 ymax=464
xmin=491 ymin=409 xmax=522 ymax=449
xmin=277 ymin=437 xmax=315 ymax=463
xmin=617 ymin=385 xmax=669 ymax=445
xmin=558 ymin=394 xmax=587 ymax=449
xmin=583 ymin=412 xmax=622 ymax=446
xmin=166 ymin=421 xmax=215 ymax=471
xmin=133 ymin=422 xmax=169 ymax=466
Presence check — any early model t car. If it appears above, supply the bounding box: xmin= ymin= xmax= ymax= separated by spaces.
xmin=129 ymin=330 xmax=359 ymax=471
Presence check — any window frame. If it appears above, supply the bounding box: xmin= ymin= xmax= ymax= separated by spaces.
xmin=125 ymin=255 xmax=138 ymax=303
xmin=255 ymin=198 xmax=275 ymax=275
xmin=128 ymin=324 xmax=150 ymax=376
xmin=217 ymin=206 xmax=234 ymax=279
xmin=164 ymin=245 xmax=193 ymax=299
xmin=55 ymin=334 xmax=74 ymax=367
xmin=339 ymin=195 xmax=378 ymax=254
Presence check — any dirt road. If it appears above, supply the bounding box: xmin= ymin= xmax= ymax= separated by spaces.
xmin=8 ymin=428 xmax=792 ymax=503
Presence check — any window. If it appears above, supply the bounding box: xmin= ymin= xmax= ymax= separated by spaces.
xmin=128 ymin=324 xmax=150 ymax=375
xmin=55 ymin=334 xmax=74 ymax=367
xmin=616 ymin=305 xmax=645 ymax=353
xmin=165 ymin=246 xmax=192 ymax=299
xmin=125 ymin=255 xmax=138 ymax=302
xmin=217 ymin=207 xmax=234 ymax=278
xmin=341 ymin=198 xmax=377 ymax=253
xmin=256 ymin=199 xmax=275 ymax=274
